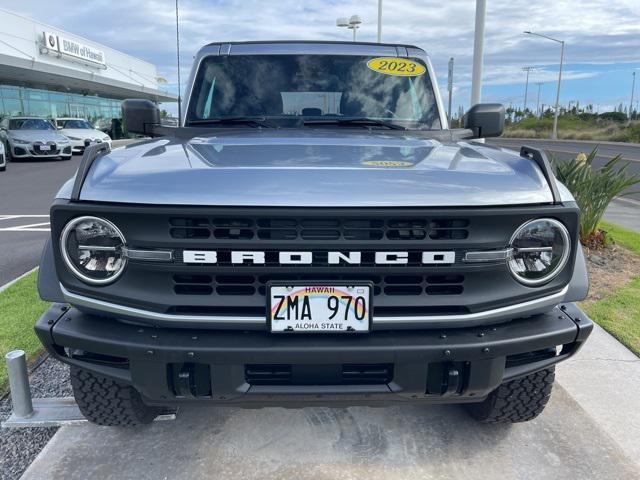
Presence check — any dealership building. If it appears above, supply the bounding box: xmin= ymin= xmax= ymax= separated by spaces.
xmin=0 ymin=8 xmax=176 ymax=130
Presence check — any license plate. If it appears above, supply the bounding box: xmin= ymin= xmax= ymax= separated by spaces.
xmin=39 ymin=144 xmax=51 ymax=151
xmin=269 ymin=284 xmax=372 ymax=333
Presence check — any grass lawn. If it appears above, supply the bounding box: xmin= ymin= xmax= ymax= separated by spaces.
xmin=0 ymin=271 xmax=50 ymax=392
xmin=582 ymin=221 xmax=640 ymax=356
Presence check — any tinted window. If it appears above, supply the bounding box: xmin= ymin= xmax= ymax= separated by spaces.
xmin=62 ymin=120 xmax=93 ymax=129
xmin=188 ymin=55 xmax=441 ymax=129
xmin=9 ymin=118 xmax=54 ymax=130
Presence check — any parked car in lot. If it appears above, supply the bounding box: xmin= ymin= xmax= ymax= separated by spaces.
xmin=36 ymin=41 xmax=593 ymax=427
xmin=0 ymin=141 xmax=5 ymax=171
xmin=55 ymin=117 xmax=112 ymax=154
xmin=0 ymin=117 xmax=72 ymax=160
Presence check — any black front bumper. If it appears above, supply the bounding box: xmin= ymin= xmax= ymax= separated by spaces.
xmin=36 ymin=303 xmax=592 ymax=407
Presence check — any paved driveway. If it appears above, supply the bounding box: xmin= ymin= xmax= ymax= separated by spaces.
xmin=20 ymin=384 xmax=638 ymax=479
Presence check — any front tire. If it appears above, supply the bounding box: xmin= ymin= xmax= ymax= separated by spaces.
xmin=70 ymin=366 xmax=162 ymax=426
xmin=465 ymin=367 xmax=555 ymax=423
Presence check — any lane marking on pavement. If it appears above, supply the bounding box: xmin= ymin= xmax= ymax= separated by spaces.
xmin=0 ymin=222 xmax=51 ymax=232
xmin=0 ymin=214 xmax=51 ymax=232
xmin=613 ymin=196 xmax=640 ymax=207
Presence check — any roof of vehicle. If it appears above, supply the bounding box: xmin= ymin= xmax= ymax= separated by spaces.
xmin=5 ymin=116 xmax=48 ymax=120
xmin=205 ymin=40 xmax=423 ymax=50
xmin=56 ymin=117 xmax=87 ymax=121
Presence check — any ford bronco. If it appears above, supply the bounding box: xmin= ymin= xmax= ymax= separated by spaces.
xmin=35 ymin=41 xmax=592 ymax=426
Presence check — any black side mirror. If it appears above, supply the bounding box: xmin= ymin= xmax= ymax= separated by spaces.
xmin=463 ymin=103 xmax=505 ymax=138
xmin=122 ymin=99 xmax=160 ymax=135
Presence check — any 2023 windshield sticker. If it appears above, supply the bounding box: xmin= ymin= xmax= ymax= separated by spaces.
xmin=366 ymin=57 xmax=426 ymax=76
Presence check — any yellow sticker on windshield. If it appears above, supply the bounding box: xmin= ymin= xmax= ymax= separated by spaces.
xmin=363 ymin=160 xmax=413 ymax=167
xmin=367 ymin=57 xmax=426 ymax=76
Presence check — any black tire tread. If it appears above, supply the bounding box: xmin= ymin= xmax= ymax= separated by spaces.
xmin=71 ymin=366 xmax=161 ymax=426
xmin=465 ymin=367 xmax=555 ymax=423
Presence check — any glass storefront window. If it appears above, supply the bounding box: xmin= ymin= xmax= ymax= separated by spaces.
xmin=1 ymin=98 xmax=24 ymax=116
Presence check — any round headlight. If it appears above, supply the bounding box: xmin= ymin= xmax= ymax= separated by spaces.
xmin=508 ymin=218 xmax=570 ymax=286
xmin=60 ymin=216 xmax=127 ymax=285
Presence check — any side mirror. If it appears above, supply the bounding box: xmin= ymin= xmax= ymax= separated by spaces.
xmin=463 ymin=103 xmax=504 ymax=138
xmin=122 ymin=99 xmax=160 ymax=135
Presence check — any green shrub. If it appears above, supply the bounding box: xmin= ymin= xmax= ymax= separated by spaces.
xmin=552 ymin=148 xmax=640 ymax=245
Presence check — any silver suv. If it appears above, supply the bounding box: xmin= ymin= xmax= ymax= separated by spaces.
xmin=35 ymin=41 xmax=592 ymax=427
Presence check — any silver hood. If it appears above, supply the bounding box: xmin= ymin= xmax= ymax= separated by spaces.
xmin=68 ymin=129 xmax=563 ymax=207
xmin=8 ymin=129 xmax=68 ymax=143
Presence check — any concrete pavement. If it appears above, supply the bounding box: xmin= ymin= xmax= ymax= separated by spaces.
xmin=20 ymin=327 xmax=640 ymax=479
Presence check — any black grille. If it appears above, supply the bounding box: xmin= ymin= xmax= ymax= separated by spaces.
xmin=245 ymin=364 xmax=393 ymax=385
xmin=173 ymin=273 xmax=464 ymax=297
xmin=169 ymin=216 xmax=468 ymax=242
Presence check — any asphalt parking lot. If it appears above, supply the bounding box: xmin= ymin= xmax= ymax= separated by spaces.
xmin=0 ymin=154 xmax=82 ymax=285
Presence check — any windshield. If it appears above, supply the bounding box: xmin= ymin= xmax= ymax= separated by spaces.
xmin=9 ymin=118 xmax=55 ymax=130
xmin=187 ymin=54 xmax=441 ymax=129
xmin=61 ymin=120 xmax=93 ymax=129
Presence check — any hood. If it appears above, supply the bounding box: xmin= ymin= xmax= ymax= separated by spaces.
xmin=73 ymin=129 xmax=558 ymax=207
xmin=61 ymin=128 xmax=107 ymax=139
xmin=10 ymin=130 xmax=68 ymax=142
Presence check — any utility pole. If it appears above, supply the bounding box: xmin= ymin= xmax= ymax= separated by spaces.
xmin=536 ymin=82 xmax=543 ymax=117
xmin=630 ymin=71 xmax=636 ymax=122
xmin=377 ymin=0 xmax=382 ymax=43
xmin=522 ymin=66 xmax=536 ymax=113
xmin=470 ymin=0 xmax=486 ymax=107
xmin=175 ymin=0 xmax=182 ymax=125
xmin=524 ymin=31 xmax=565 ymax=139
xmin=447 ymin=57 xmax=454 ymax=126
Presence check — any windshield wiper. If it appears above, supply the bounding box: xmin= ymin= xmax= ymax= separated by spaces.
xmin=304 ymin=117 xmax=407 ymax=130
xmin=188 ymin=116 xmax=272 ymax=128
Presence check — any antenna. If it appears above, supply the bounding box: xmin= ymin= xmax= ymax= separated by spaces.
xmin=175 ymin=0 xmax=182 ymax=125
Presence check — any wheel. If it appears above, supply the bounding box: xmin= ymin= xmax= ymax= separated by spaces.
xmin=70 ymin=366 xmax=162 ymax=426
xmin=465 ymin=367 xmax=555 ymax=423
xmin=0 ymin=165 xmax=5 ymax=172
xmin=4 ymin=142 xmax=11 ymax=162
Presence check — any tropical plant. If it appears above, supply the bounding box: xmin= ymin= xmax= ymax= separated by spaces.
xmin=552 ymin=148 xmax=640 ymax=247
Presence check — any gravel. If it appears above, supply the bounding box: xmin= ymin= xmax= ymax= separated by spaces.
xmin=0 ymin=356 xmax=71 ymax=480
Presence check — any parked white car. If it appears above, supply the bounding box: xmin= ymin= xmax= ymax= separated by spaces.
xmin=0 ymin=140 xmax=5 ymax=171
xmin=0 ymin=117 xmax=72 ymax=160
xmin=55 ymin=118 xmax=112 ymax=154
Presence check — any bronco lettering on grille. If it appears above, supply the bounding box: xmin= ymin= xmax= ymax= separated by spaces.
xmin=182 ymin=250 xmax=455 ymax=265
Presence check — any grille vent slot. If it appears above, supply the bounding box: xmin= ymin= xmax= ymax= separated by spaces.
xmin=172 ymin=274 xmax=463 ymax=297
xmin=429 ymin=219 xmax=470 ymax=240
xmin=169 ymin=217 xmax=469 ymax=241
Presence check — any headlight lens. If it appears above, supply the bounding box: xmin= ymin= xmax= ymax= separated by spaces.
xmin=13 ymin=138 xmax=30 ymax=144
xmin=508 ymin=218 xmax=570 ymax=286
xmin=66 ymin=136 xmax=81 ymax=140
xmin=60 ymin=216 xmax=127 ymax=285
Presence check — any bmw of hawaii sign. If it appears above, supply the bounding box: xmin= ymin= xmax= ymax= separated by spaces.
xmin=42 ymin=31 xmax=106 ymax=68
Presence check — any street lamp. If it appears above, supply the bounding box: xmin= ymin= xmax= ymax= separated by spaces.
xmin=524 ymin=31 xmax=565 ymax=140
xmin=337 ymin=15 xmax=362 ymax=42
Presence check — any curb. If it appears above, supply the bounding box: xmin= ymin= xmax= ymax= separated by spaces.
xmin=0 ymin=267 xmax=39 ymax=294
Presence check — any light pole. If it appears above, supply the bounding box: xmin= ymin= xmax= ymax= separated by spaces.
xmin=377 ymin=0 xmax=382 ymax=43
xmin=522 ymin=66 xmax=536 ymax=114
xmin=524 ymin=31 xmax=565 ymax=139
xmin=337 ymin=15 xmax=362 ymax=42
xmin=470 ymin=0 xmax=487 ymax=107
xmin=447 ymin=57 xmax=454 ymax=126
xmin=630 ymin=71 xmax=636 ymax=122
xmin=536 ymin=82 xmax=543 ymax=117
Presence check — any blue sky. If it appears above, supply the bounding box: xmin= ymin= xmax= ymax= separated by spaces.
xmin=3 ymin=0 xmax=640 ymax=115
